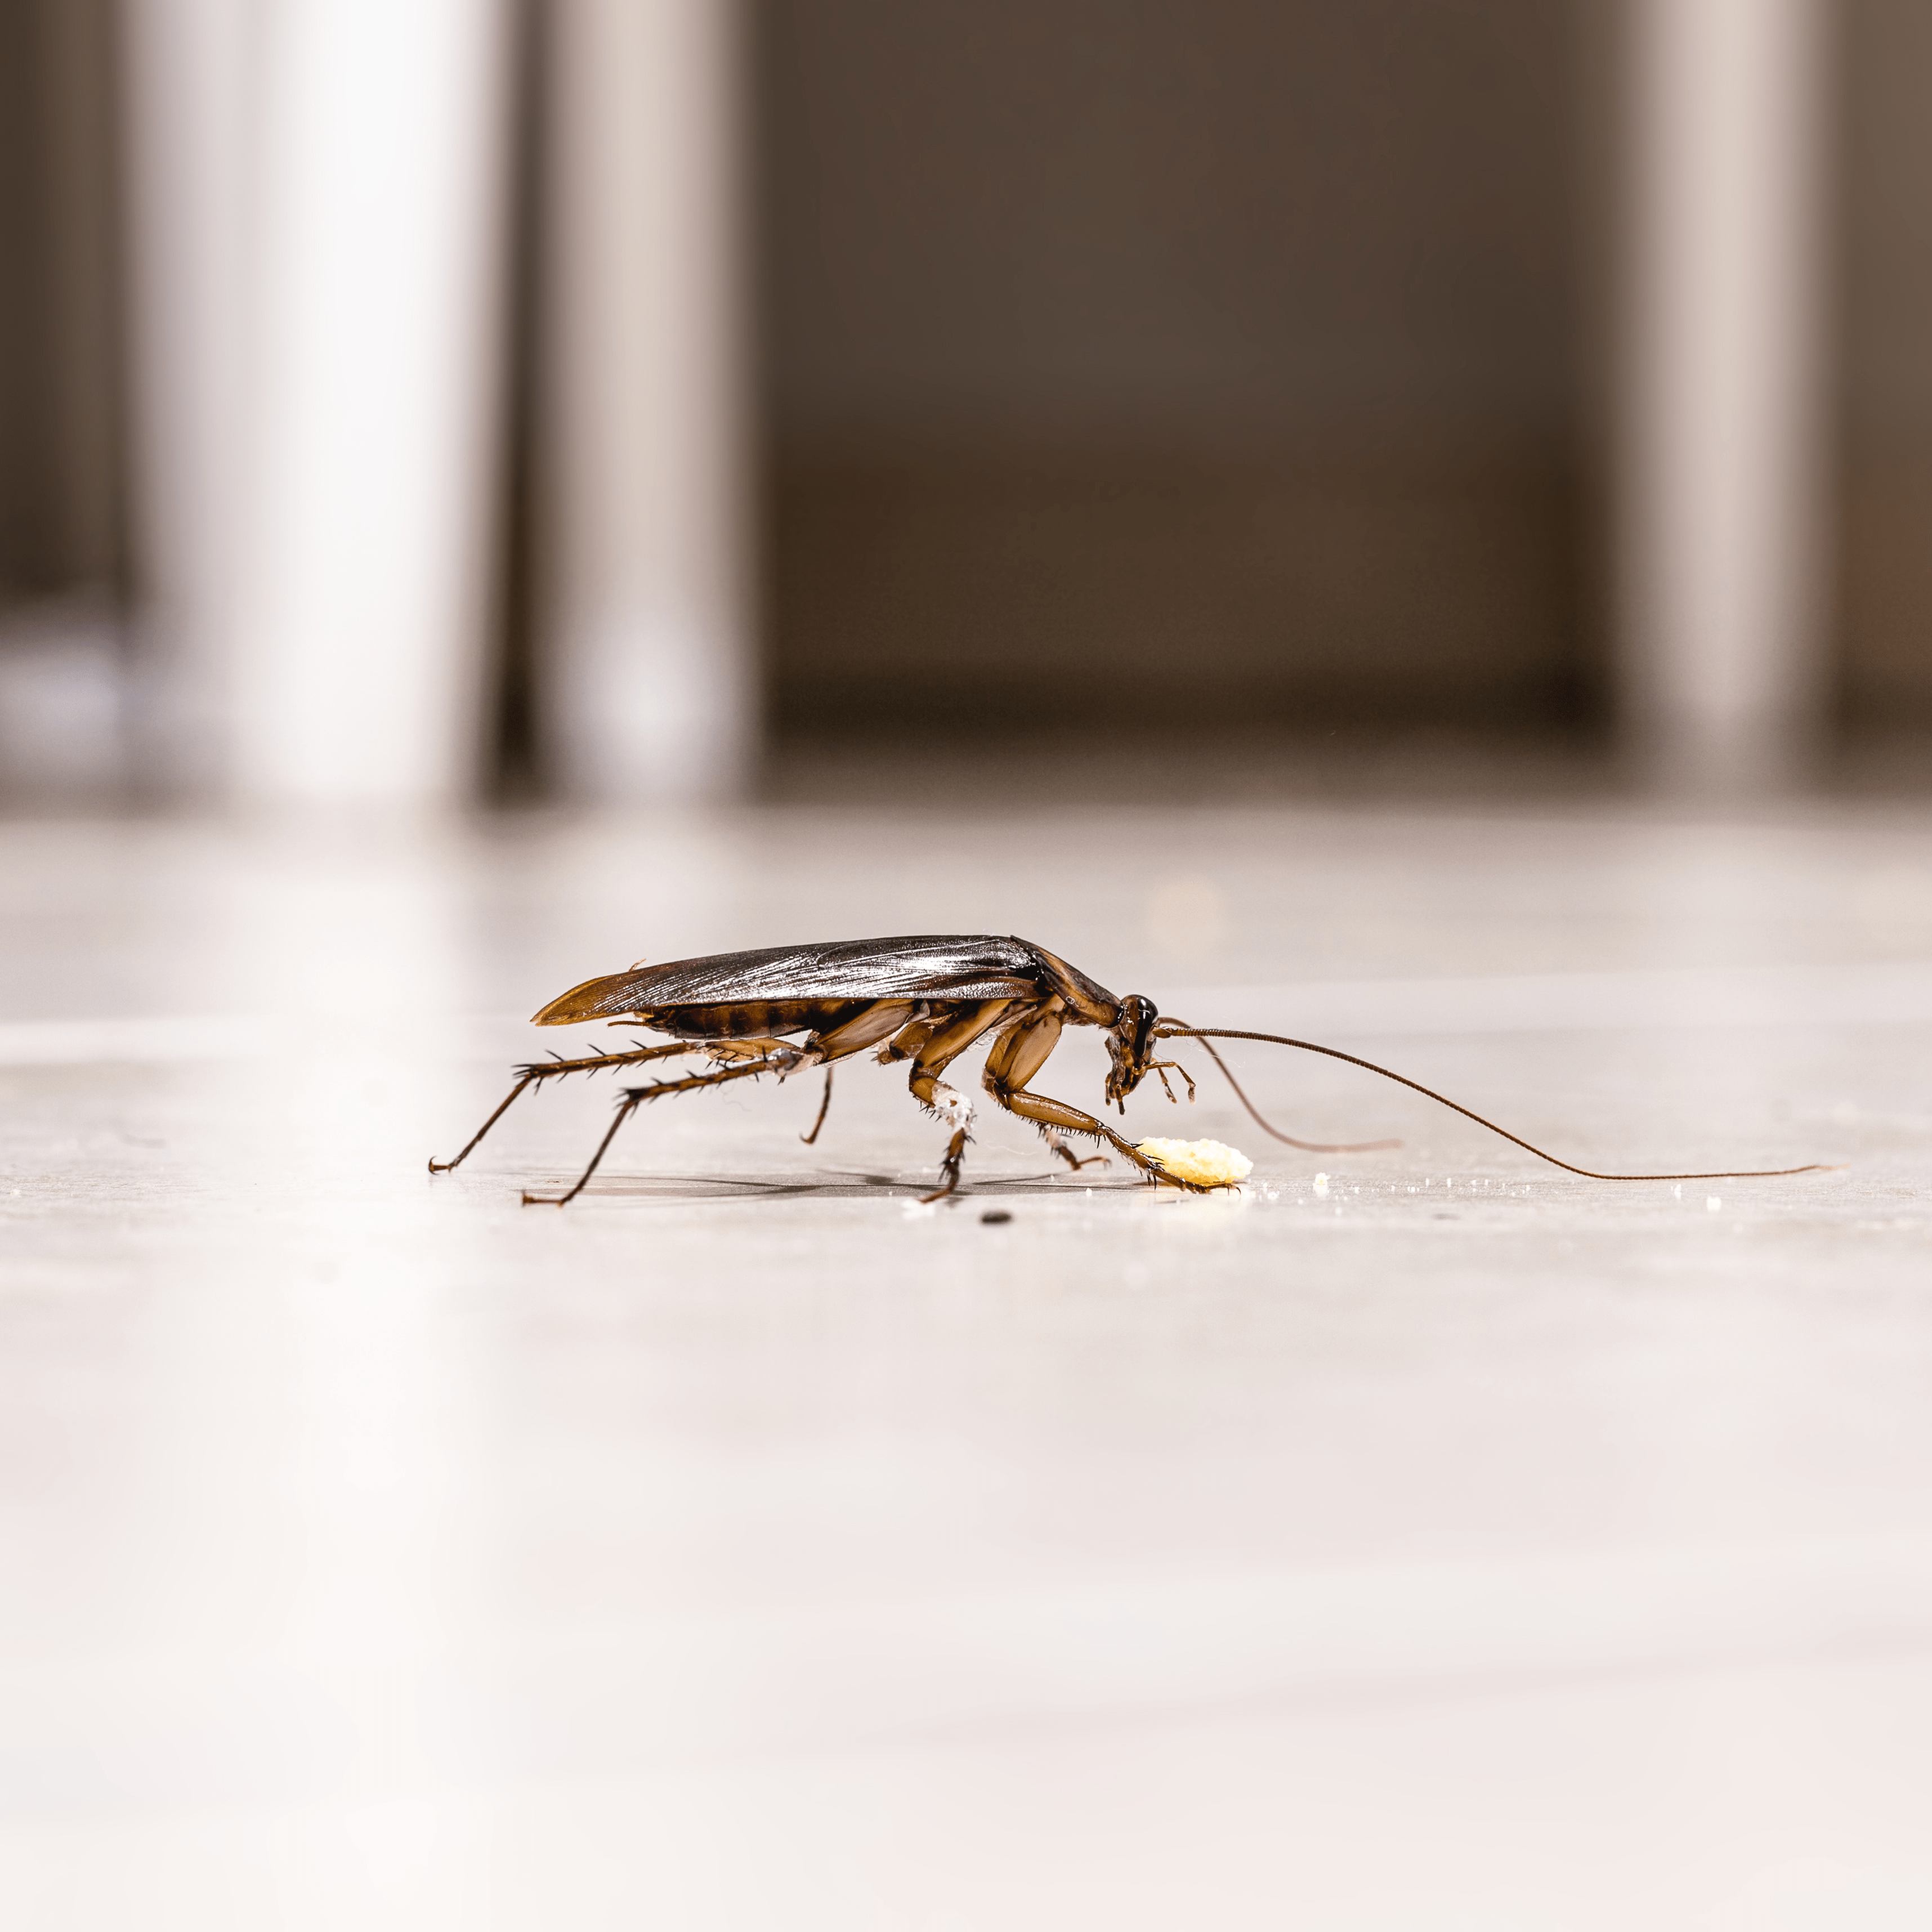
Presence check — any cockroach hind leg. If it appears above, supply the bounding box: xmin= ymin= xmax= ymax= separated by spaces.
xmin=428 ymin=1073 xmax=535 ymax=1174
xmin=518 ymin=1051 xmax=787 ymax=1207
xmin=520 ymin=1092 xmax=644 ymax=1207
xmin=431 ymin=1041 xmax=701 ymax=1178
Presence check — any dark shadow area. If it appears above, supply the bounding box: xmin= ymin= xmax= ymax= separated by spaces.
xmin=755 ymin=0 xmax=1599 ymax=757
xmin=1836 ymin=0 xmax=1932 ymax=753
xmin=0 ymin=0 xmax=126 ymax=608
xmin=505 ymin=1168 xmax=1142 ymax=1203
xmin=484 ymin=0 xmax=549 ymax=803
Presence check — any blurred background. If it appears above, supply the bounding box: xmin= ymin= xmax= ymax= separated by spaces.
xmin=2 ymin=0 xmax=1925 ymax=813
xmin=12 ymin=11 xmax=1932 ymax=1924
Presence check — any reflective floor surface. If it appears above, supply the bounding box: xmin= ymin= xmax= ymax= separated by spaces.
xmin=3 ymin=798 xmax=1931 ymax=1927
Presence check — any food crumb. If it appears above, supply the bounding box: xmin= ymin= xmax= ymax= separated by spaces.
xmin=980 ymin=1209 xmax=1013 ymax=1225
xmin=1138 ymin=1138 xmax=1254 ymax=1188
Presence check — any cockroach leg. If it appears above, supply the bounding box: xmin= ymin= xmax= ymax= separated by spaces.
xmin=800 ymin=1066 xmax=835 ymax=1145
xmin=429 ymin=1072 xmax=535 ymax=1174
xmin=898 ymin=1001 xmax=1013 ymax=1202
xmin=429 ymin=1040 xmax=699 ymax=1174
xmin=521 ymin=1092 xmax=646 ymax=1207
xmin=986 ymin=1077 xmax=1209 ymax=1192
xmin=1043 ymin=1129 xmax=1109 ymax=1173
xmin=1147 ymin=1059 xmax=1196 ymax=1105
xmin=919 ymin=1126 xmax=971 ymax=1204
xmin=876 ymin=1015 xmax=941 ymax=1064
xmin=521 ymin=1052 xmax=790 ymax=1206
xmin=974 ymin=1001 xmax=1200 ymax=1188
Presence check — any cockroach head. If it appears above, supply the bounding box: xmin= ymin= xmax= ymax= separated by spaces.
xmin=1104 ymin=994 xmax=1161 ymax=1105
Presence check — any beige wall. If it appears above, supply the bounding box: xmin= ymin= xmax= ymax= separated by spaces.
xmin=758 ymin=0 xmax=1591 ymax=732
xmin=1840 ymin=0 xmax=1932 ymax=726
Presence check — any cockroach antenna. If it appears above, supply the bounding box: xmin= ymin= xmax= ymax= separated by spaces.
xmin=1153 ymin=1023 xmax=1841 ymax=1182
xmin=1172 ymin=1030 xmax=1399 ymax=1155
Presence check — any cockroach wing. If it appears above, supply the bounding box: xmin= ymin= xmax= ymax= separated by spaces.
xmin=533 ymin=934 xmax=1063 ymax=1025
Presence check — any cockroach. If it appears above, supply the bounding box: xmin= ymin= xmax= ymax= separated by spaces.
xmin=428 ymin=933 xmax=1834 ymax=1205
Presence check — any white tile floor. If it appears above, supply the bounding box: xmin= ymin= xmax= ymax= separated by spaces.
xmin=3 ymin=799 xmax=1931 ymax=1928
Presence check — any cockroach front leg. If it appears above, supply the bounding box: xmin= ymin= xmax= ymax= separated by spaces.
xmin=980 ymin=1028 xmax=1215 ymax=1195
xmin=976 ymin=1001 xmax=1177 ymax=1184
xmin=991 ymin=1084 xmax=1208 ymax=1190
xmin=429 ymin=1040 xmax=699 ymax=1174
xmin=1146 ymin=1059 xmax=1196 ymax=1105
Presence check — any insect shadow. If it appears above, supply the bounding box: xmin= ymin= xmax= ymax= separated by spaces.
xmin=505 ymin=1167 xmax=1138 ymax=1205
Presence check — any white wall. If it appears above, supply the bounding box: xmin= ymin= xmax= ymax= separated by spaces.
xmin=539 ymin=0 xmax=753 ymax=804
xmin=124 ymin=0 xmax=512 ymax=810
xmin=1612 ymin=0 xmax=1833 ymax=787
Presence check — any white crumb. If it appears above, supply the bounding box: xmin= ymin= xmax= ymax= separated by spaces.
xmin=1313 ymin=1171 xmax=1330 ymax=1197
xmin=1137 ymin=1137 xmax=1254 ymax=1188
xmin=928 ymin=1082 xmax=974 ymax=1131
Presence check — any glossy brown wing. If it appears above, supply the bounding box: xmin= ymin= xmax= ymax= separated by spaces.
xmin=531 ymin=934 xmax=1059 ymax=1025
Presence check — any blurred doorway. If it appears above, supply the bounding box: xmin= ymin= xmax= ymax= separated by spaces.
xmin=755 ymin=0 xmax=1596 ymax=755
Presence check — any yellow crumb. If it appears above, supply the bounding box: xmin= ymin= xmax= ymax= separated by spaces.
xmin=1136 ymin=1137 xmax=1254 ymax=1188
